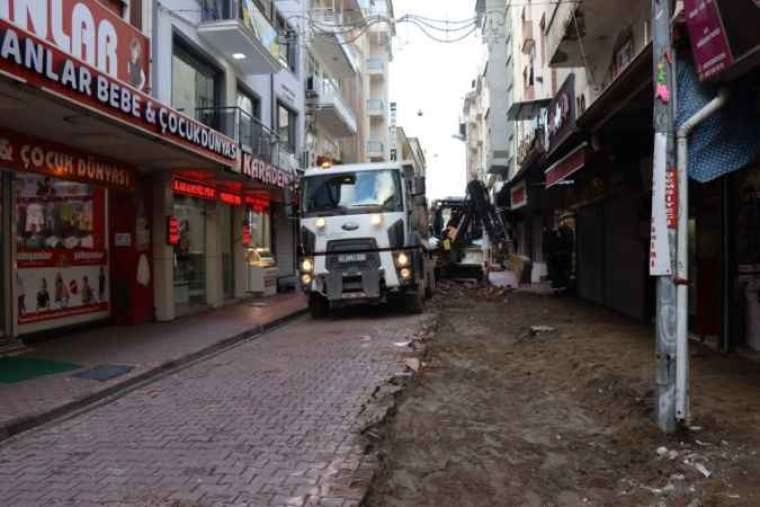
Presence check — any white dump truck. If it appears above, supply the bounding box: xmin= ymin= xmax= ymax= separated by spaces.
xmin=298 ymin=161 xmax=435 ymax=318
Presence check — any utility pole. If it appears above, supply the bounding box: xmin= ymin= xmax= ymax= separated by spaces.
xmin=651 ymin=0 xmax=678 ymax=433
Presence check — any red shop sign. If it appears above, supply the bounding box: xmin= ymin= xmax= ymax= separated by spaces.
xmin=242 ymin=224 xmax=252 ymax=246
xmin=241 ymin=152 xmax=293 ymax=189
xmin=172 ymin=178 xmax=216 ymax=200
xmin=219 ymin=191 xmax=242 ymax=206
xmin=510 ymin=180 xmax=528 ymax=210
xmin=0 ymin=18 xmax=238 ymax=166
xmin=167 ymin=216 xmax=179 ymax=246
xmin=245 ymin=195 xmax=270 ymax=211
xmin=545 ymin=145 xmax=587 ymax=188
xmin=0 ymin=129 xmax=135 ymax=190
xmin=1 ymin=0 xmax=150 ymax=90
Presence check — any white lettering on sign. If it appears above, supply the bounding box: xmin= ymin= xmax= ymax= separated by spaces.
xmin=0 ymin=23 xmax=239 ymax=163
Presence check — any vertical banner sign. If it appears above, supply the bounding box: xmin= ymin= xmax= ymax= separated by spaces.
xmin=650 ymin=133 xmax=673 ymax=275
xmin=167 ymin=216 xmax=179 ymax=246
xmin=242 ymin=224 xmax=252 ymax=246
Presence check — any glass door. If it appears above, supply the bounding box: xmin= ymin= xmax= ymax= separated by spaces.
xmin=220 ymin=205 xmax=234 ymax=299
xmin=173 ymin=196 xmax=207 ymax=313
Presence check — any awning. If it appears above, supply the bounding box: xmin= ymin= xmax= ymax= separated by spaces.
xmin=507 ymin=98 xmax=551 ymax=121
xmin=545 ymin=143 xmax=588 ymax=188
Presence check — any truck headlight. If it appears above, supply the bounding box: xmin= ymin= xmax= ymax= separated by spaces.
xmin=400 ymin=268 xmax=412 ymax=280
xmin=395 ymin=252 xmax=410 ymax=267
xmin=301 ymin=258 xmax=314 ymax=273
xmin=301 ymin=273 xmax=313 ymax=285
xmin=315 ymin=217 xmax=327 ymax=229
xmin=370 ymin=214 xmax=383 ymax=226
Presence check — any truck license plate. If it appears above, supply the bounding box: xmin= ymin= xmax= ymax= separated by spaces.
xmin=338 ymin=253 xmax=366 ymax=263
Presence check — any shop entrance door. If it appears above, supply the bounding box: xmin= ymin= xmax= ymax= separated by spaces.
xmin=173 ymin=195 xmax=207 ymax=315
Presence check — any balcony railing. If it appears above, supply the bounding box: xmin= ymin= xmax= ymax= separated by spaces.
xmin=306 ymin=74 xmax=358 ymax=136
xmin=199 ymin=0 xmax=283 ymax=73
xmin=367 ymin=99 xmax=385 ymax=115
xmin=196 ymin=106 xmax=280 ymax=165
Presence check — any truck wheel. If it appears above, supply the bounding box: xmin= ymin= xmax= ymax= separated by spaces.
xmin=404 ymin=288 xmax=425 ymax=314
xmin=309 ymin=293 xmax=329 ymax=319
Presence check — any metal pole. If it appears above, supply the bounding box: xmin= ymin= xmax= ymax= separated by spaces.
xmin=675 ymin=89 xmax=729 ymax=422
xmin=652 ymin=0 xmax=677 ymax=433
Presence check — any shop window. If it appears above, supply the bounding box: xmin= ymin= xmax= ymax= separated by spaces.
xmin=249 ymin=209 xmax=271 ymax=251
xmin=172 ymin=40 xmax=220 ymax=126
xmin=15 ymin=174 xmax=109 ymax=327
xmin=611 ymin=29 xmax=635 ymax=80
xmin=277 ymin=102 xmax=297 ymax=153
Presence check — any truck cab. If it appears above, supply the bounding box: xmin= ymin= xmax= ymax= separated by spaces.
xmin=298 ymin=161 xmax=434 ymax=317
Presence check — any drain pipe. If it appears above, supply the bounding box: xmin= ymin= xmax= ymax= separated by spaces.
xmin=675 ymin=87 xmax=730 ymax=422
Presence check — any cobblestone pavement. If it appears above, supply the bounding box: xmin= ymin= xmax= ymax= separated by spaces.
xmin=0 ymin=310 xmax=429 ymax=507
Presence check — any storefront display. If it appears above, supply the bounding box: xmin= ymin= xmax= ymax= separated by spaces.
xmin=14 ymin=174 xmax=109 ymax=330
xmin=246 ymin=199 xmax=277 ymax=295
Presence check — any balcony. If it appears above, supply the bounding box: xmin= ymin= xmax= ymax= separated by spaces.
xmin=198 ymin=0 xmax=284 ymax=75
xmin=366 ymin=57 xmax=386 ymax=77
xmin=310 ymin=10 xmax=360 ymax=77
xmin=367 ymin=99 xmax=385 ymax=118
xmin=196 ymin=106 xmax=279 ymax=165
xmin=366 ymin=141 xmax=385 ymax=159
xmin=306 ymin=75 xmax=358 ymax=138
xmin=546 ymin=0 xmax=640 ymax=68
xmin=522 ymin=19 xmax=535 ymax=55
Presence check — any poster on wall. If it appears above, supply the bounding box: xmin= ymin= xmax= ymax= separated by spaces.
xmin=15 ymin=174 xmax=109 ymax=327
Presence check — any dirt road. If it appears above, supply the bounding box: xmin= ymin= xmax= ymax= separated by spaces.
xmin=365 ymin=285 xmax=760 ymax=507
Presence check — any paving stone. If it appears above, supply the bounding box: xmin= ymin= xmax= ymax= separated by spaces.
xmin=0 ymin=312 xmax=427 ymax=506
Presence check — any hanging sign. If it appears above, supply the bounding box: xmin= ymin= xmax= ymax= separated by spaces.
xmin=242 ymin=224 xmax=251 ymax=246
xmin=650 ymin=133 xmax=673 ymax=276
xmin=167 ymin=216 xmax=179 ymax=246
xmin=685 ymin=0 xmax=760 ymax=81
xmin=0 ymin=129 xmax=135 ymax=190
xmin=0 ymin=16 xmax=238 ymax=166
xmin=547 ymin=74 xmax=577 ymax=153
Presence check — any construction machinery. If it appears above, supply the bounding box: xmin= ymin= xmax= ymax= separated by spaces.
xmin=430 ymin=180 xmax=509 ymax=280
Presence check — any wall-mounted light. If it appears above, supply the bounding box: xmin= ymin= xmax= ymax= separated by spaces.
xmin=232 ymin=53 xmax=246 ymax=60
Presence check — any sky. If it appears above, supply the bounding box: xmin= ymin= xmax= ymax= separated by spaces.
xmin=389 ymin=0 xmax=484 ymax=201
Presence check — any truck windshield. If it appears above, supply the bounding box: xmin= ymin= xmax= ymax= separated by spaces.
xmin=302 ymin=170 xmax=403 ymax=216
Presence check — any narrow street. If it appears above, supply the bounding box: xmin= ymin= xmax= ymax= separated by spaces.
xmin=0 ymin=311 xmax=430 ymax=507
xmin=366 ymin=285 xmax=760 ymax=507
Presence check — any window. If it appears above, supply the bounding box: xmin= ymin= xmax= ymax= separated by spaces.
xmin=277 ymin=102 xmax=297 ymax=153
xmin=302 ymin=170 xmax=403 ymax=216
xmin=172 ymin=40 xmax=220 ymax=124
xmin=237 ymin=87 xmax=260 ymax=120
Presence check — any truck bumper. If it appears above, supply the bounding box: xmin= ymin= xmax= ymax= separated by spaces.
xmin=324 ymin=268 xmax=385 ymax=302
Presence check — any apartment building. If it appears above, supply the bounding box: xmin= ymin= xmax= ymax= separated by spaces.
xmin=304 ymin=0 xmax=395 ymax=166
xmin=473 ymin=0 xmax=515 ymax=184
xmin=462 ymin=74 xmax=487 ymax=183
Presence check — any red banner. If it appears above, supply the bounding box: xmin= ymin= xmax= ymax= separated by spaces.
xmin=1 ymin=0 xmax=150 ymax=91
xmin=510 ymin=181 xmax=528 ymax=210
xmin=0 ymin=129 xmax=135 ymax=189
xmin=0 ymin=21 xmax=238 ymax=166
